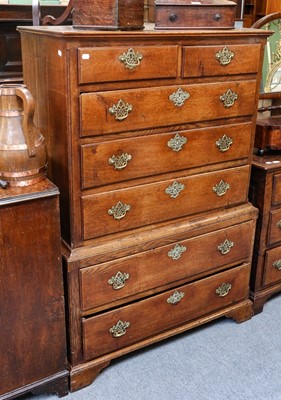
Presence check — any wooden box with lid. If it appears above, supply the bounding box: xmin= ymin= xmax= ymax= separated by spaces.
xmin=154 ymin=0 xmax=237 ymax=30
xmin=18 ymin=24 xmax=269 ymax=392
xmin=72 ymin=0 xmax=144 ymax=30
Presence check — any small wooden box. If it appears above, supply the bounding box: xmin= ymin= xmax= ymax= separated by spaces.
xmin=154 ymin=0 xmax=237 ymax=30
xmin=73 ymin=0 xmax=144 ymax=30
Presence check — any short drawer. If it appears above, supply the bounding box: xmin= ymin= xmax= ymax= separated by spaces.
xmin=268 ymin=208 xmax=281 ymax=246
xmin=182 ymin=44 xmax=261 ymax=78
xmin=264 ymin=246 xmax=281 ymax=286
xmin=81 ymin=122 xmax=253 ymax=189
xmin=272 ymin=173 xmax=281 ymax=206
xmin=80 ymin=80 xmax=257 ymax=136
xmin=80 ymin=220 xmax=256 ymax=312
xmin=82 ymin=165 xmax=250 ymax=240
xmin=82 ymin=263 xmax=250 ymax=360
xmin=78 ymin=45 xmax=179 ymax=84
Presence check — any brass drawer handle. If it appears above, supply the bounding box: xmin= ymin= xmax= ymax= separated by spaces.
xmin=109 ymin=99 xmax=133 ymax=121
xmin=108 ymin=152 xmax=132 ymax=170
xmin=169 ymin=88 xmax=190 ymax=107
xmin=167 ymin=290 xmax=185 ymax=304
xmin=168 ymin=243 xmax=187 ymax=260
xmin=216 ymin=134 xmax=233 ymax=152
xmin=213 ymin=180 xmax=230 ymax=197
xmin=215 ymin=47 xmax=235 ymax=66
xmin=108 ymin=201 xmax=131 ymax=220
xmin=165 ymin=181 xmax=185 ymax=198
xmin=220 ymin=89 xmax=238 ymax=108
xmin=276 ymin=220 xmax=281 ymax=229
xmin=167 ymin=133 xmax=187 ymax=152
xmin=273 ymin=260 xmax=281 ymax=270
xmin=217 ymin=239 xmax=234 ymax=255
xmin=119 ymin=47 xmax=143 ymax=70
xmin=109 ymin=320 xmax=130 ymax=338
xmin=108 ymin=271 xmax=130 ymax=290
xmin=216 ymin=282 xmax=232 ymax=297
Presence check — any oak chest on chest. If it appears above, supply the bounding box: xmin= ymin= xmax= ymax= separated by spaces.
xmin=19 ymin=25 xmax=268 ymax=392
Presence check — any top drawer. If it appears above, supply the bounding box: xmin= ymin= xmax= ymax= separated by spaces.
xmin=78 ymin=45 xmax=179 ymax=84
xmin=182 ymin=44 xmax=261 ymax=78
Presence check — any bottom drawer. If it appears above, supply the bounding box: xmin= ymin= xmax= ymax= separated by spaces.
xmin=82 ymin=263 xmax=250 ymax=360
xmin=264 ymin=246 xmax=281 ymax=286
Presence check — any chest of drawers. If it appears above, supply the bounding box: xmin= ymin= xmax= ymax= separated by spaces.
xmin=19 ymin=25 xmax=268 ymax=392
xmin=249 ymin=154 xmax=281 ymax=314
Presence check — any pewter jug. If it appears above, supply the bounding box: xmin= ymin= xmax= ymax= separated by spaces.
xmin=0 ymin=84 xmax=47 ymax=187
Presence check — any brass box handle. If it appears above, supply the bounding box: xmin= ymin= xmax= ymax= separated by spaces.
xmin=168 ymin=243 xmax=187 ymax=260
xmin=108 ymin=271 xmax=130 ymax=290
xmin=119 ymin=48 xmax=143 ymax=70
xmin=215 ymin=47 xmax=235 ymax=66
xmin=108 ymin=152 xmax=132 ymax=170
xmin=217 ymin=239 xmax=234 ymax=255
xmin=108 ymin=201 xmax=131 ymax=220
xmin=213 ymin=180 xmax=230 ymax=197
xmin=167 ymin=290 xmax=185 ymax=305
xmin=109 ymin=320 xmax=130 ymax=338
xmin=216 ymin=282 xmax=232 ymax=297
xmin=220 ymin=89 xmax=238 ymax=108
xmin=109 ymin=99 xmax=133 ymax=121
xmin=273 ymin=260 xmax=281 ymax=271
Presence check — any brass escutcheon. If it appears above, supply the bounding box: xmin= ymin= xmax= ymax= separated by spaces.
xmin=220 ymin=89 xmax=238 ymax=108
xmin=277 ymin=220 xmax=281 ymax=229
xmin=169 ymin=88 xmax=190 ymax=107
xmin=109 ymin=320 xmax=130 ymax=337
xmin=215 ymin=46 xmax=235 ymax=66
xmin=109 ymin=99 xmax=133 ymax=121
xmin=108 ymin=201 xmax=131 ymax=220
xmin=108 ymin=152 xmax=132 ymax=170
xmin=165 ymin=181 xmax=185 ymax=198
xmin=119 ymin=48 xmax=143 ymax=70
xmin=108 ymin=271 xmax=130 ymax=290
xmin=216 ymin=134 xmax=233 ymax=152
xmin=167 ymin=290 xmax=185 ymax=304
xmin=273 ymin=260 xmax=281 ymax=270
xmin=167 ymin=133 xmax=187 ymax=152
xmin=213 ymin=180 xmax=230 ymax=197
xmin=168 ymin=243 xmax=187 ymax=260
xmin=217 ymin=239 xmax=234 ymax=255
xmin=216 ymin=282 xmax=232 ymax=297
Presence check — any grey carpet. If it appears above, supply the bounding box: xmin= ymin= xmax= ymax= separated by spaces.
xmin=24 ymin=293 xmax=281 ymax=400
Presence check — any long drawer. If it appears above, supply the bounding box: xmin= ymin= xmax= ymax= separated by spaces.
xmin=82 ymin=165 xmax=250 ymax=239
xmin=81 ymin=122 xmax=253 ymax=189
xmin=80 ymin=80 xmax=257 ymax=136
xmin=80 ymin=219 xmax=255 ymax=312
xmin=82 ymin=263 xmax=250 ymax=360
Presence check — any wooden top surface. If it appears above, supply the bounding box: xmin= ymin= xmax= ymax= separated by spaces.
xmin=17 ymin=23 xmax=271 ymax=39
xmin=0 ymin=178 xmax=59 ymax=205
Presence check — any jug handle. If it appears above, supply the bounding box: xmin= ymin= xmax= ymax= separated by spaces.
xmin=15 ymin=86 xmax=36 ymax=157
